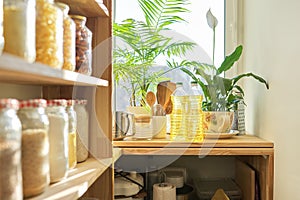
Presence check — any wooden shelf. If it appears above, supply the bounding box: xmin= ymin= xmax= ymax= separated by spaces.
xmin=113 ymin=135 xmax=274 ymax=156
xmin=0 ymin=53 xmax=108 ymax=86
xmin=27 ymin=144 xmax=121 ymax=200
xmin=57 ymin=0 xmax=109 ymax=17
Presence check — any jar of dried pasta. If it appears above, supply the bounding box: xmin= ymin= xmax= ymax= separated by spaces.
xmin=56 ymin=3 xmax=76 ymax=71
xmin=36 ymin=0 xmax=63 ymax=69
xmin=0 ymin=99 xmax=22 ymax=200
xmin=66 ymin=100 xmax=77 ymax=169
xmin=18 ymin=99 xmax=50 ymax=198
xmin=46 ymin=99 xmax=69 ymax=183
xmin=0 ymin=0 xmax=4 ymax=55
xmin=3 ymin=0 xmax=36 ymax=62
xmin=70 ymin=15 xmax=92 ymax=75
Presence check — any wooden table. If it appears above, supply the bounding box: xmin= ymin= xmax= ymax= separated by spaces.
xmin=113 ymin=135 xmax=274 ymax=200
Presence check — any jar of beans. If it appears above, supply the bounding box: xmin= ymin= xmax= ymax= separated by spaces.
xmin=70 ymin=15 xmax=92 ymax=76
xmin=0 ymin=99 xmax=22 ymax=200
xmin=36 ymin=0 xmax=63 ymax=69
xmin=56 ymin=3 xmax=76 ymax=71
xmin=18 ymin=99 xmax=50 ymax=198
xmin=66 ymin=100 xmax=77 ymax=169
xmin=46 ymin=99 xmax=69 ymax=183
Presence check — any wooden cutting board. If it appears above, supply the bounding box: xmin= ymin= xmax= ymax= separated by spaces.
xmin=235 ymin=159 xmax=255 ymax=200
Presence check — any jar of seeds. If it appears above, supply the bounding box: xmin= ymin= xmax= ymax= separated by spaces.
xmin=18 ymin=99 xmax=50 ymax=198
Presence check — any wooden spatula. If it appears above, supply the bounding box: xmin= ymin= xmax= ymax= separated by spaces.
xmin=146 ymin=91 xmax=156 ymax=107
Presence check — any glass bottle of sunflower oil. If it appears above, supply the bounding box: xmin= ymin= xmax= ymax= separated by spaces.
xmin=186 ymin=81 xmax=204 ymax=142
xmin=170 ymin=82 xmax=188 ymax=141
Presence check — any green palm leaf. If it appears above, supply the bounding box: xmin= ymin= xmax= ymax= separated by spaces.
xmin=138 ymin=0 xmax=189 ymax=31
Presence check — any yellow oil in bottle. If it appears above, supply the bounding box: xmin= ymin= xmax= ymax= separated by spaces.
xmin=170 ymin=95 xmax=204 ymax=142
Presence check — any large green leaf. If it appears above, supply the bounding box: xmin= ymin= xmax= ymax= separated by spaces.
xmin=232 ymin=72 xmax=269 ymax=89
xmin=217 ymin=45 xmax=243 ymax=75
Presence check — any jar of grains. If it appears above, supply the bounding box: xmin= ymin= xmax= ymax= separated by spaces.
xmin=74 ymin=99 xmax=89 ymax=162
xmin=36 ymin=0 xmax=63 ymax=69
xmin=18 ymin=99 xmax=50 ymax=198
xmin=0 ymin=0 xmax=5 ymax=55
xmin=3 ymin=0 xmax=36 ymax=62
xmin=55 ymin=3 xmax=76 ymax=71
xmin=66 ymin=100 xmax=77 ymax=169
xmin=70 ymin=15 xmax=92 ymax=75
xmin=46 ymin=99 xmax=69 ymax=183
xmin=0 ymin=99 xmax=22 ymax=200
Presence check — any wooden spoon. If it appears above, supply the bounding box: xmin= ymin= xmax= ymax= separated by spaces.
xmin=146 ymin=91 xmax=156 ymax=107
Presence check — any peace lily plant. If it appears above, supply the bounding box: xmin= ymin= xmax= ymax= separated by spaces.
xmin=181 ymin=9 xmax=269 ymax=111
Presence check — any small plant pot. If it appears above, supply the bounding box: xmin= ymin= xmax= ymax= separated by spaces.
xmin=203 ymin=111 xmax=234 ymax=133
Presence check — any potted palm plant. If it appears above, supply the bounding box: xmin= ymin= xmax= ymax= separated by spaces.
xmin=180 ymin=9 xmax=269 ymax=133
xmin=113 ymin=0 xmax=195 ymax=108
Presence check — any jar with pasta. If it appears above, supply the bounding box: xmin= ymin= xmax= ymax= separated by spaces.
xmin=3 ymin=0 xmax=36 ymax=62
xmin=0 ymin=0 xmax=5 ymax=55
xmin=66 ymin=100 xmax=77 ymax=169
xmin=18 ymin=99 xmax=50 ymax=198
xmin=0 ymin=99 xmax=22 ymax=200
xmin=36 ymin=0 xmax=63 ymax=69
xmin=70 ymin=15 xmax=92 ymax=76
xmin=74 ymin=99 xmax=89 ymax=162
xmin=46 ymin=99 xmax=69 ymax=183
xmin=56 ymin=3 xmax=76 ymax=71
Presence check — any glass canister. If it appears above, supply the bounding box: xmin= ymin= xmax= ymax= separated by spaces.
xmin=46 ymin=99 xmax=69 ymax=183
xmin=0 ymin=0 xmax=5 ymax=55
xmin=70 ymin=15 xmax=92 ymax=75
xmin=36 ymin=0 xmax=63 ymax=69
xmin=74 ymin=99 xmax=89 ymax=162
xmin=18 ymin=99 xmax=50 ymax=198
xmin=3 ymin=0 xmax=36 ymax=62
xmin=0 ymin=99 xmax=22 ymax=200
xmin=56 ymin=3 xmax=76 ymax=71
xmin=66 ymin=100 xmax=77 ymax=169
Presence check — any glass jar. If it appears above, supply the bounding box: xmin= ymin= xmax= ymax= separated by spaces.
xmin=70 ymin=15 xmax=92 ymax=75
xmin=0 ymin=99 xmax=22 ymax=200
xmin=0 ymin=0 xmax=5 ymax=55
xmin=18 ymin=99 xmax=50 ymax=198
xmin=56 ymin=3 xmax=76 ymax=71
xmin=36 ymin=0 xmax=63 ymax=69
xmin=3 ymin=0 xmax=36 ymax=62
xmin=66 ymin=100 xmax=77 ymax=169
xmin=46 ymin=99 xmax=69 ymax=183
xmin=74 ymin=100 xmax=89 ymax=162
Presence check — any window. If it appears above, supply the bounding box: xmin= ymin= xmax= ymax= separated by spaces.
xmin=114 ymin=0 xmax=228 ymax=111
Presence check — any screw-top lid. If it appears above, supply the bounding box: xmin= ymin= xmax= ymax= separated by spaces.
xmin=19 ymin=99 xmax=47 ymax=108
xmin=69 ymin=15 xmax=86 ymax=22
xmin=47 ymin=99 xmax=67 ymax=107
xmin=66 ymin=99 xmax=76 ymax=106
xmin=0 ymin=99 xmax=19 ymax=110
xmin=74 ymin=99 xmax=87 ymax=105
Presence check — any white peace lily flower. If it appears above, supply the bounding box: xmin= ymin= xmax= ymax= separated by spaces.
xmin=206 ymin=9 xmax=218 ymax=29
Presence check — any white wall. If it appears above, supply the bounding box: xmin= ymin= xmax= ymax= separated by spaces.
xmin=242 ymin=0 xmax=300 ymax=198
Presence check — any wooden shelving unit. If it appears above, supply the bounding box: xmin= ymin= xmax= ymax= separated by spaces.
xmin=0 ymin=53 xmax=108 ymax=86
xmin=113 ymin=135 xmax=274 ymax=200
xmin=28 ymin=148 xmax=121 ymax=200
xmin=57 ymin=0 xmax=109 ymax=17
xmin=0 ymin=0 xmax=114 ymax=199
